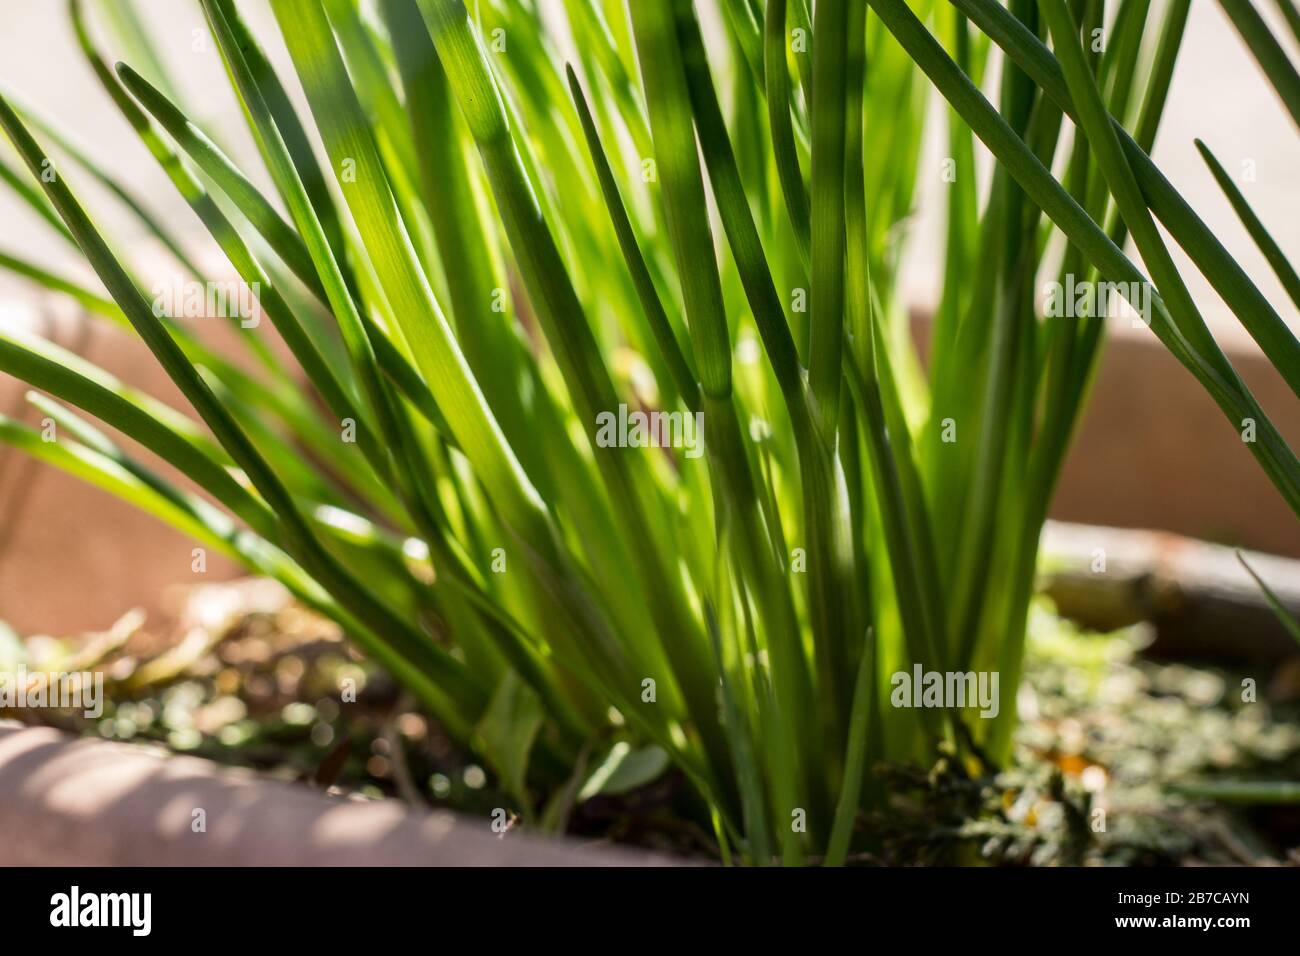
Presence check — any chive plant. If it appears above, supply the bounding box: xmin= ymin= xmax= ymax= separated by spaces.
xmin=0 ymin=0 xmax=1297 ymax=864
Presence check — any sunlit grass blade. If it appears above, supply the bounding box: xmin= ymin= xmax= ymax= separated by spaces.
xmin=115 ymin=63 xmax=325 ymax=299
xmin=0 ymin=86 xmax=204 ymax=281
xmin=0 ymin=249 xmax=123 ymax=321
xmin=0 ymin=325 xmax=273 ymax=538
xmin=868 ymin=0 xmax=1300 ymax=516
xmin=93 ymin=0 xmax=180 ymax=102
xmin=622 ymin=0 xmax=821 ymax=815
xmin=1133 ymin=0 xmax=1191 ymax=153
xmin=807 ymin=0 xmax=850 ymax=432
xmin=1195 ymin=138 xmax=1300 ymax=312
xmin=764 ymin=0 xmax=811 ymax=269
xmin=0 ymin=0 xmax=1291 ymax=866
xmin=205 ymin=0 xmax=355 ymax=278
xmin=0 ymin=89 xmax=489 ymax=724
xmin=113 ymin=61 xmax=452 ymax=445
xmin=1217 ymin=0 xmax=1300 ymax=130
xmin=675 ymin=0 xmax=857 ymax=764
xmin=424 ymin=0 xmax=738 ymax=789
xmin=382 ymin=0 xmax=544 ymax=480
xmin=257 ymin=0 xmax=547 ymax=542
xmin=566 ymin=64 xmax=701 ymax=413
xmin=953 ymin=0 xmax=1300 ymax=401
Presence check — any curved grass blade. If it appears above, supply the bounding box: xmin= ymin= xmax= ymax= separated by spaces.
xmin=675 ymin=0 xmax=856 ymax=760
xmin=807 ymin=0 xmax=850 ymax=432
xmin=824 ymin=628 xmax=875 ymax=866
xmin=424 ymin=0 xmax=736 ymax=795
xmin=1217 ymin=0 xmax=1300 ymax=131
xmin=0 ymin=89 xmax=490 ymax=722
xmin=204 ymin=0 xmax=355 ymax=281
xmin=953 ymin=0 xmax=1300 ymax=401
xmin=0 ymin=406 xmax=474 ymax=739
xmin=0 ymin=153 xmax=75 ymax=247
xmin=258 ymin=0 xmax=551 ymax=545
xmin=381 ymin=0 xmax=545 ymax=481
xmin=1276 ymin=0 xmax=1300 ymax=46
xmin=113 ymin=63 xmax=451 ymax=443
xmin=93 ymin=0 xmax=180 ymax=102
xmin=0 ymin=326 xmax=273 ymax=535
xmin=1195 ymin=138 xmax=1300 ymax=312
xmin=1133 ymin=0 xmax=1190 ymax=154
xmin=566 ymin=64 xmax=701 ymax=413
xmin=0 ymin=249 xmax=124 ymax=321
xmin=1237 ymin=550 xmax=1300 ymax=646
xmin=0 ymin=86 xmax=205 ymax=281
xmin=81 ymin=42 xmax=404 ymax=499
xmin=1037 ymin=0 xmax=1300 ymax=514
xmin=764 ymin=0 xmax=811 ymax=269
xmin=867 ymin=0 xmax=1300 ymax=516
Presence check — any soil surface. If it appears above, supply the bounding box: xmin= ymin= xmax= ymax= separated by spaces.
xmin=4 ymin=580 xmax=1299 ymax=865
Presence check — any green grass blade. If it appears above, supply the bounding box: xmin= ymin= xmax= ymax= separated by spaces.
xmin=1237 ymin=551 xmax=1300 ymax=646
xmin=0 ymin=410 xmax=246 ymax=568
xmin=1195 ymin=138 xmax=1300 ymax=312
xmin=704 ymin=586 xmax=772 ymax=864
xmin=868 ymin=0 xmax=1300 ymax=515
xmin=1217 ymin=0 xmax=1300 ymax=130
xmin=114 ymin=62 xmax=450 ymax=445
xmin=424 ymin=0 xmax=733 ymax=762
xmin=1133 ymin=0 xmax=1190 ymax=154
xmin=93 ymin=0 xmax=180 ymax=102
xmin=0 ymin=249 xmax=124 ymax=321
xmin=954 ymin=0 xmax=1300 ymax=401
xmin=625 ymin=0 xmax=732 ymax=400
xmin=205 ymin=0 xmax=355 ymax=279
xmin=764 ymin=0 xmax=811 ymax=268
xmin=262 ymin=0 xmax=550 ymax=544
xmin=382 ymin=0 xmax=545 ymax=480
xmin=0 ymin=326 xmax=275 ymax=537
xmin=1 ymin=87 xmax=205 ymax=281
xmin=115 ymin=64 xmax=325 ymax=299
xmin=674 ymin=6 xmax=806 ymax=415
xmin=824 ymin=628 xmax=875 ymax=866
xmin=1275 ymin=0 xmax=1300 ymax=45
xmin=1097 ymin=0 xmax=1151 ymax=125
xmin=566 ymin=64 xmax=701 ymax=412
xmin=807 ymin=0 xmax=850 ymax=432
xmin=0 ymin=152 xmax=75 ymax=246
xmin=1169 ymin=780 xmax=1300 ymax=805
xmin=0 ymin=89 xmax=489 ymax=722
xmin=622 ymin=0 xmax=819 ymax=811
xmin=675 ymin=0 xmax=857 ymax=757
